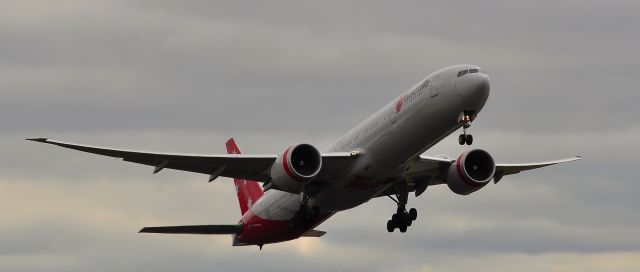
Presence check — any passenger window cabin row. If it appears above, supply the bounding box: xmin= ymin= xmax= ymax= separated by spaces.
xmin=457 ymin=68 xmax=485 ymax=77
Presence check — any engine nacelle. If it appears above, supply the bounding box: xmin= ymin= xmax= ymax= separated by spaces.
xmin=446 ymin=149 xmax=496 ymax=195
xmin=270 ymin=144 xmax=322 ymax=193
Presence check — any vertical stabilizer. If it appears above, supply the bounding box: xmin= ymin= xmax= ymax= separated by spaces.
xmin=225 ymin=138 xmax=264 ymax=215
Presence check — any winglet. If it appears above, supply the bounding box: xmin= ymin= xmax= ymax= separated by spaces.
xmin=26 ymin=137 xmax=49 ymax=143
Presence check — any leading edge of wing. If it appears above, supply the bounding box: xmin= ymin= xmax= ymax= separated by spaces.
xmin=495 ymin=156 xmax=582 ymax=175
xmin=27 ymin=138 xmax=277 ymax=159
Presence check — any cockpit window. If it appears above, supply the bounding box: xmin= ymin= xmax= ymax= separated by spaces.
xmin=458 ymin=68 xmax=484 ymax=77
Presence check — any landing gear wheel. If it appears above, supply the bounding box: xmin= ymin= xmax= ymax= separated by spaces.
xmin=387 ymin=183 xmax=420 ymax=234
xmin=466 ymin=134 xmax=473 ymax=145
xmin=458 ymin=134 xmax=466 ymax=145
xmin=387 ymin=220 xmax=395 ymax=232
xmin=399 ymin=224 xmax=407 ymax=233
xmin=409 ymin=208 xmax=417 ymax=221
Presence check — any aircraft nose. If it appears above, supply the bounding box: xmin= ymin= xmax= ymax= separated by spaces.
xmin=461 ymin=73 xmax=490 ymax=109
xmin=468 ymin=73 xmax=490 ymax=99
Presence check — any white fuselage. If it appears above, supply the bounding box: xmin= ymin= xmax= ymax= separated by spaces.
xmin=249 ymin=64 xmax=490 ymax=221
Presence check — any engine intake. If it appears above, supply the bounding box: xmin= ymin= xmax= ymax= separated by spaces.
xmin=446 ymin=149 xmax=496 ymax=195
xmin=270 ymin=144 xmax=322 ymax=192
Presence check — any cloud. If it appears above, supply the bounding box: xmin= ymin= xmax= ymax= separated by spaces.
xmin=1 ymin=0 xmax=639 ymax=271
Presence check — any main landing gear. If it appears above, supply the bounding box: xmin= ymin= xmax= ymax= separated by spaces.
xmin=458 ymin=112 xmax=474 ymax=145
xmin=292 ymin=191 xmax=319 ymax=230
xmin=386 ymin=184 xmax=417 ymax=233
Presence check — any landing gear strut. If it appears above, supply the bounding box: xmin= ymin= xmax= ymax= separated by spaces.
xmin=386 ymin=184 xmax=417 ymax=233
xmin=458 ymin=112 xmax=474 ymax=145
xmin=292 ymin=191 xmax=319 ymax=230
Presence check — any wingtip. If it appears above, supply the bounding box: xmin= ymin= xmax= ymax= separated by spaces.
xmin=26 ymin=137 xmax=48 ymax=143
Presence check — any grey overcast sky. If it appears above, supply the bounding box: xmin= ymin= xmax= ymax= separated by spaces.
xmin=2 ymin=1 xmax=639 ymax=271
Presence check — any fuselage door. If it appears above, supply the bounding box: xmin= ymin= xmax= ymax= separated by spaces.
xmin=430 ymin=75 xmax=439 ymax=97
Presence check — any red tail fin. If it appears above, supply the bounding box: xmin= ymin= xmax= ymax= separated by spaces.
xmin=225 ymin=138 xmax=264 ymax=215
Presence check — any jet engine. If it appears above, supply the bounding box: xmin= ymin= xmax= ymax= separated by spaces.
xmin=270 ymin=144 xmax=322 ymax=193
xmin=446 ymin=149 xmax=496 ymax=195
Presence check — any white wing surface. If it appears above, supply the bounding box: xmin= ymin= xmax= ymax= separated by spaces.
xmin=28 ymin=138 xmax=355 ymax=183
xmin=492 ymin=156 xmax=582 ymax=182
xmin=405 ymin=154 xmax=581 ymax=184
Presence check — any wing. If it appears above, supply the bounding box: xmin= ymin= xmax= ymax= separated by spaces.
xmin=402 ymin=155 xmax=453 ymax=185
xmin=493 ymin=156 xmax=582 ymax=183
xmin=405 ymin=154 xmax=582 ymax=183
xmin=377 ymin=154 xmax=581 ymax=198
xmin=28 ymin=138 xmax=356 ymax=183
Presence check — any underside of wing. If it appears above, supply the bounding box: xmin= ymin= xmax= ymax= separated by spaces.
xmin=376 ymin=154 xmax=581 ymax=198
xmin=28 ymin=138 xmax=358 ymax=187
xmin=139 ymin=224 xmax=242 ymax=235
xmin=493 ymin=156 xmax=582 ymax=182
xmin=374 ymin=155 xmax=451 ymax=198
xmin=404 ymin=154 xmax=581 ymax=184
xmin=403 ymin=155 xmax=452 ymax=185
xmin=28 ymin=138 xmax=277 ymax=181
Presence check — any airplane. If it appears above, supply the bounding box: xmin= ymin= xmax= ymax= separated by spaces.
xmin=29 ymin=64 xmax=580 ymax=249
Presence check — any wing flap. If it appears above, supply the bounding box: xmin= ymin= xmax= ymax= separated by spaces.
xmin=404 ymin=155 xmax=452 ymax=181
xmin=139 ymin=224 xmax=242 ymax=235
xmin=301 ymin=229 xmax=326 ymax=237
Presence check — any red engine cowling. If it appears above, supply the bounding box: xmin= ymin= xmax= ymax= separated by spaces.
xmin=446 ymin=149 xmax=496 ymax=195
xmin=270 ymin=144 xmax=322 ymax=193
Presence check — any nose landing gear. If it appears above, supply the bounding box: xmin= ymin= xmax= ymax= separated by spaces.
xmin=458 ymin=124 xmax=473 ymax=145
xmin=458 ymin=112 xmax=475 ymax=145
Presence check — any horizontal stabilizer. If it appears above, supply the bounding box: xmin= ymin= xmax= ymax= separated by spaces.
xmin=139 ymin=224 xmax=242 ymax=235
xmin=301 ymin=229 xmax=326 ymax=237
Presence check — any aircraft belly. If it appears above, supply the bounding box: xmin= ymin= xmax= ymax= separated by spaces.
xmin=250 ymin=190 xmax=300 ymax=221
